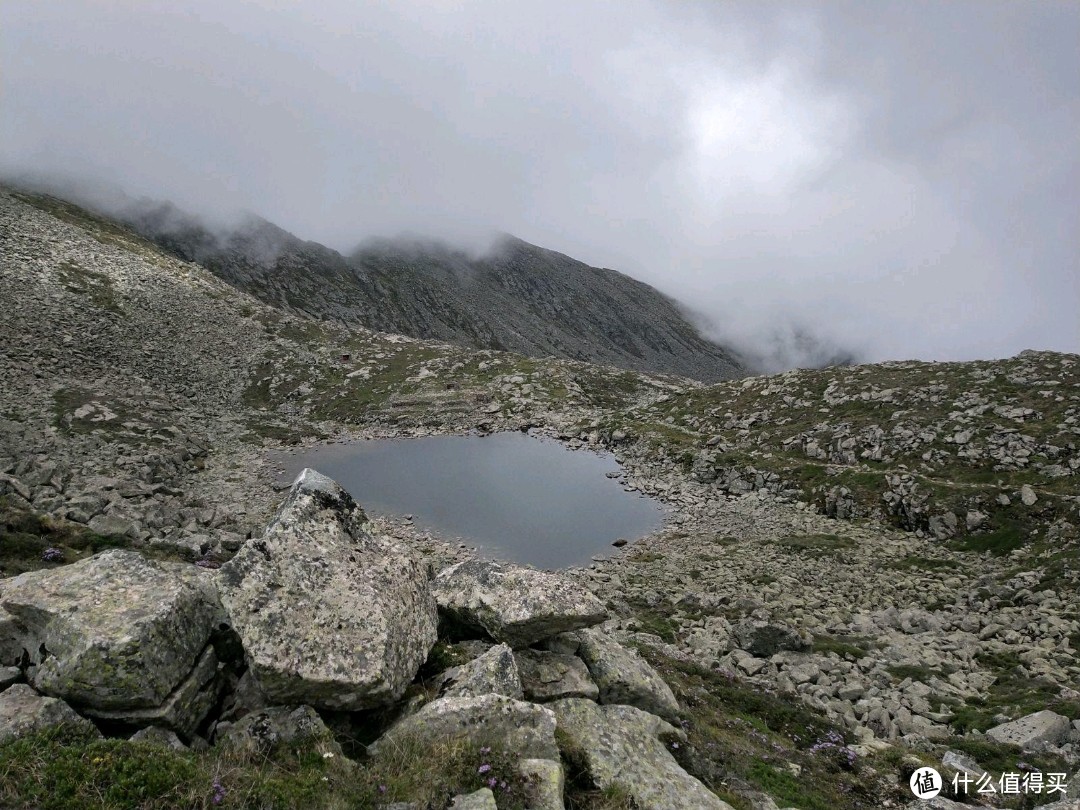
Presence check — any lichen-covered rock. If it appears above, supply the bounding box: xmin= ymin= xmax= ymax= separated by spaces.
xmin=733 ymin=619 xmax=810 ymax=658
xmin=516 ymin=649 xmax=598 ymax=702
xmin=548 ymin=698 xmax=732 ymax=810
xmin=519 ymin=758 xmax=566 ymax=810
xmin=85 ymin=646 xmax=222 ymax=738
xmin=217 ymin=469 xmax=437 ymax=710
xmin=573 ymin=628 xmax=681 ymax=723
xmin=437 ymin=643 xmax=522 ymax=700
xmin=986 ymin=710 xmax=1071 ymax=751
xmin=432 ymin=559 xmax=606 ymax=648
xmin=217 ymin=704 xmax=341 ymax=757
xmin=373 ymin=693 xmax=558 ymax=761
xmin=0 ymin=683 xmax=100 ymax=744
xmin=0 ymin=549 xmax=221 ymax=711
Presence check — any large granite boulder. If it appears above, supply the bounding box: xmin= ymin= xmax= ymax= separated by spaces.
xmin=986 ymin=710 xmax=1071 ymax=751
xmin=373 ymin=693 xmax=559 ymax=761
xmin=0 ymin=549 xmax=222 ymax=714
xmin=549 ymin=698 xmax=733 ymax=810
xmin=571 ymin=628 xmax=681 ymax=724
xmin=0 ymin=683 xmax=100 ymax=744
xmin=217 ymin=469 xmax=437 ymax=711
xmin=432 ymin=559 xmax=606 ymax=648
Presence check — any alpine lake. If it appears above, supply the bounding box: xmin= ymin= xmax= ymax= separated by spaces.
xmin=273 ymin=431 xmax=667 ymax=569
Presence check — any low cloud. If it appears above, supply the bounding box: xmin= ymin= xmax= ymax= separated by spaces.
xmin=2 ymin=1 xmax=1076 ymax=369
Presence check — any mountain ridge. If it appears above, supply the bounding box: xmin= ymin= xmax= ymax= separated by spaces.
xmin=102 ymin=197 xmax=749 ymax=382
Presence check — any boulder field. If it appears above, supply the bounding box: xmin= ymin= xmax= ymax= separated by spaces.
xmin=0 ymin=469 xmax=739 ymax=810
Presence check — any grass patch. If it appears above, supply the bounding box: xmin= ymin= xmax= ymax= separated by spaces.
xmin=948 ymin=650 xmax=1080 ymax=733
xmin=635 ymin=649 xmax=887 ymax=810
xmin=0 ymin=724 xmax=540 ymax=810
xmin=56 ymin=260 xmax=125 ymax=314
xmin=0 ymin=497 xmax=195 ymax=577
xmin=889 ymin=555 xmax=955 ymax=572
xmin=951 ymin=522 xmax=1027 ymax=556
xmin=811 ymin=634 xmax=873 ymax=660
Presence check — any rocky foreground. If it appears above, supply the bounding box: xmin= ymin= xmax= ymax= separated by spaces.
xmin=1 ymin=186 xmax=1079 ymax=808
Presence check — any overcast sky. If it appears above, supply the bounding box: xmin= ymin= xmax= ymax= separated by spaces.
xmin=2 ymin=1 xmax=1077 ymax=369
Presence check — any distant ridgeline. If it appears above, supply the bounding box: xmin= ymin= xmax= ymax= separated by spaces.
xmin=119 ymin=202 xmax=747 ymax=383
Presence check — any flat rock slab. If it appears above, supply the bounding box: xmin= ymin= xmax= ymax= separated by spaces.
xmin=0 ymin=549 xmax=221 ymax=711
xmin=516 ymin=649 xmax=598 ymax=702
xmin=432 ymin=559 xmax=606 ymax=648
xmin=986 ymin=710 xmax=1071 ymax=751
xmin=374 ymin=693 xmax=559 ymax=762
xmin=573 ymin=628 xmax=681 ymax=724
xmin=217 ymin=469 xmax=437 ymax=710
xmin=438 ymin=643 xmax=522 ymax=700
xmin=0 ymin=683 xmax=100 ymax=744
xmin=549 ymin=698 xmax=732 ymax=810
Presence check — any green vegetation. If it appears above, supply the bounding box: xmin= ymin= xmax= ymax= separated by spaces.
xmin=951 ymin=521 xmax=1027 ymax=556
xmin=56 ymin=260 xmax=124 ymax=314
xmin=638 ymin=648 xmax=885 ymax=810
xmin=0 ymin=497 xmax=199 ymax=576
xmin=947 ymin=650 xmax=1080 ymax=733
xmin=0 ymin=725 xmax=539 ymax=810
xmin=811 ymin=634 xmax=874 ymax=660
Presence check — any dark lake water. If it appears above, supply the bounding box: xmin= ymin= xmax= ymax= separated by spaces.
xmin=275 ymin=432 xmax=666 ymax=568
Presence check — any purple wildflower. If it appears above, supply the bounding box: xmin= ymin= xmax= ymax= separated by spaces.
xmin=211 ymin=777 xmax=226 ymax=805
xmin=478 ymin=763 xmax=492 ymax=775
xmin=41 ymin=547 xmax=64 ymax=563
xmin=487 ymin=777 xmax=498 ymax=789
xmin=378 ymin=784 xmax=387 ymax=794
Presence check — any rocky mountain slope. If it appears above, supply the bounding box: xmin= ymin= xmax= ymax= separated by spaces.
xmin=115 ymin=197 xmax=747 ymax=383
xmin=1 ymin=186 xmax=1079 ymax=809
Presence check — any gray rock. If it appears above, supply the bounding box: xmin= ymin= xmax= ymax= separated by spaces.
xmin=573 ymin=628 xmax=681 ymax=724
xmin=449 ymin=788 xmax=497 ymax=810
xmin=1020 ymin=485 xmax=1038 ymax=506
xmin=516 ymin=649 xmax=598 ymax=702
xmin=87 ymin=514 xmax=137 ymax=538
xmin=942 ymin=750 xmax=988 ymax=781
xmin=0 ymin=606 xmax=28 ymax=667
xmin=733 ymin=619 xmax=810 ymax=657
xmin=218 ymin=704 xmax=341 ymax=757
xmin=986 ymin=710 xmax=1071 ymax=751
xmin=373 ymin=694 xmax=558 ymax=761
xmin=129 ymin=725 xmax=187 ymax=750
xmin=438 ymin=643 xmax=522 ymax=700
xmin=84 ymin=645 xmax=222 ymax=738
xmin=519 ymin=758 xmax=566 ymax=810
xmin=0 ymin=683 xmax=100 ymax=743
xmin=549 ymin=698 xmax=732 ymax=810
xmin=0 ymin=549 xmax=221 ymax=711
xmin=432 ymin=559 xmax=606 ymax=648
xmin=0 ymin=666 xmax=19 ymax=689
xmin=217 ymin=469 xmax=437 ymax=710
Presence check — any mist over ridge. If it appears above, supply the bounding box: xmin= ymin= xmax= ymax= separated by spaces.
xmin=2 ymin=1 xmax=1077 ymax=369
